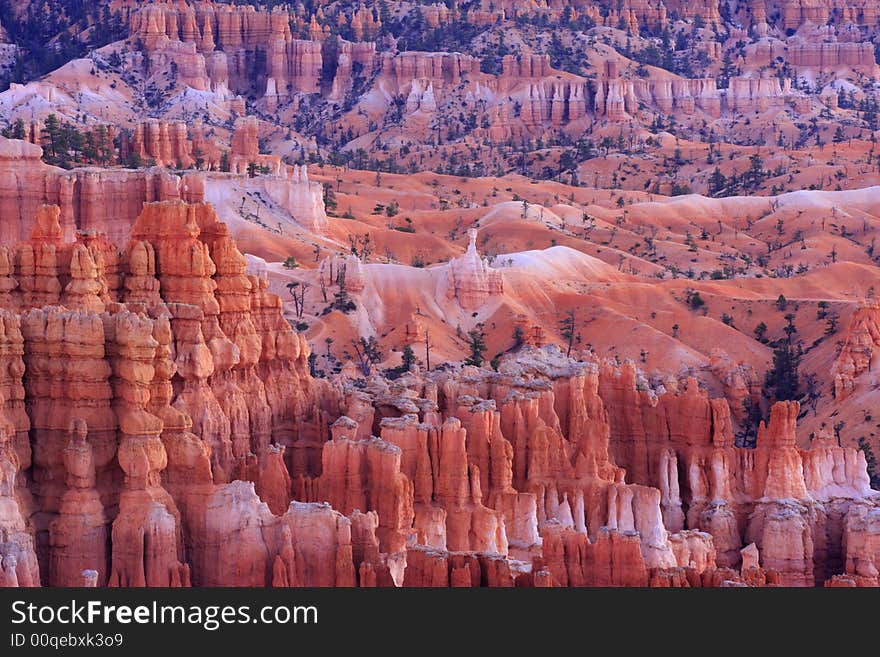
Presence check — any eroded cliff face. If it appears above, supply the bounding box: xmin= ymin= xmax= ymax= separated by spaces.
xmin=596 ymin=357 xmax=879 ymax=585
xmin=765 ymin=0 xmax=880 ymax=30
xmin=4 ymin=0 xmax=879 ymax=199
xmin=0 ymin=197 xmax=878 ymax=587
xmin=124 ymin=2 xmax=326 ymax=100
xmin=0 ymin=135 xmax=328 ymax=240
xmin=832 ymin=300 xmax=880 ymax=400
xmin=106 ymin=0 xmax=863 ymax=144
xmin=285 ymin=344 xmax=878 ymax=587
xmin=0 ymin=138 xmax=204 ymax=245
xmin=0 ymin=199 xmax=329 ymax=587
xmin=445 ymin=229 xmax=504 ymax=310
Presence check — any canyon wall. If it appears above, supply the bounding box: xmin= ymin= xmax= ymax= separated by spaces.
xmin=124 ymin=2 xmax=331 ymax=100
xmin=0 ymin=138 xmax=204 ymax=245
xmin=0 ymin=193 xmax=877 ymax=586
xmin=597 ymin=358 xmax=878 ymax=584
xmin=0 ymin=196 xmax=331 ymax=586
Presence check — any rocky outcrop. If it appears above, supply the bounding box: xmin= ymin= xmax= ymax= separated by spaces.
xmin=348 ymin=4 xmax=382 ymax=41
xmin=128 ymin=121 xmax=194 ymax=169
xmin=22 ymin=306 xmax=117 ymax=521
xmin=189 ymin=484 xmax=376 ymax=587
xmin=771 ymin=0 xmax=880 ymax=30
xmin=382 ymin=51 xmax=480 ymax=90
xmin=0 ymin=380 xmax=39 ymax=587
xmin=260 ymin=165 xmax=328 ymax=233
xmin=402 ymin=546 xmax=516 ymax=587
xmin=48 ymin=419 xmax=108 ymax=586
xmin=832 ymin=300 xmax=880 ymax=400
xmin=0 ymin=137 xmax=204 ymax=245
xmin=104 ymin=309 xmax=189 ymax=587
xmin=665 ymin=0 xmax=721 ymax=24
xmin=0 ymin=198 xmax=327 ymax=586
xmin=841 ymin=504 xmax=880 ymax=585
xmin=127 ymin=3 xmax=326 ymax=100
xmin=744 ymin=34 xmax=869 ymax=71
xmin=305 ymin=433 xmax=414 ymax=554
xmin=501 ymin=54 xmax=552 ymax=81
xmin=126 ymin=200 xmax=317 ymax=483
xmin=708 ymin=349 xmax=761 ymax=425
xmin=229 ymin=117 xmax=281 ymax=176
xmin=597 ymin=355 xmax=879 ymax=584
xmin=1 ymin=192 xmax=877 ymax=587
xmin=788 ymin=41 xmax=877 ymax=74
xmin=445 ymin=229 xmax=503 ymax=310
xmin=328 ymin=41 xmax=377 ymax=100
xmin=725 ymin=75 xmax=792 ymax=114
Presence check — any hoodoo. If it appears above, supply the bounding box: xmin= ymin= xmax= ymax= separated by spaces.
xmin=0 ymin=0 xmax=879 ymax=591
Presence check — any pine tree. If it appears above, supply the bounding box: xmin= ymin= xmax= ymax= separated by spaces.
xmin=765 ymin=314 xmax=801 ymax=401
xmin=41 ymin=114 xmax=62 ymax=163
xmin=193 ymin=147 xmax=205 ymax=170
xmin=754 ymin=322 xmax=768 ymax=342
xmin=401 ymin=344 xmax=416 ymax=371
xmin=512 ymin=325 xmax=524 ymax=349
xmin=746 ymin=154 xmax=765 ymax=189
xmin=83 ymin=131 xmax=98 ymax=163
xmin=464 ymin=324 xmax=487 ymax=367
xmin=64 ymin=123 xmax=84 ymax=164
xmin=9 ymin=118 xmax=26 ymax=140
xmin=95 ymin=126 xmax=113 ymax=165
xmin=708 ymin=167 xmax=727 ymax=196
xmin=559 ymin=310 xmax=576 ymax=357
xmin=352 ymin=337 xmax=383 ymax=376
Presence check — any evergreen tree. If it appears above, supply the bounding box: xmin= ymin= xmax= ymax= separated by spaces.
xmin=352 ymin=336 xmax=383 ymax=376
xmin=765 ymin=314 xmax=801 ymax=401
xmin=754 ymin=322 xmax=768 ymax=342
xmin=559 ymin=310 xmax=576 ymax=357
xmin=708 ymin=167 xmax=727 ymax=196
xmin=400 ymin=344 xmax=416 ymax=371
xmin=83 ymin=131 xmax=98 ymax=163
xmin=64 ymin=123 xmax=84 ymax=164
xmin=464 ymin=324 xmax=487 ymax=367
xmin=512 ymin=325 xmax=524 ymax=349
xmin=13 ymin=118 xmax=26 ymax=140
xmin=95 ymin=125 xmax=113 ymax=165
xmin=746 ymin=153 xmax=765 ymax=189
xmin=41 ymin=114 xmax=62 ymax=162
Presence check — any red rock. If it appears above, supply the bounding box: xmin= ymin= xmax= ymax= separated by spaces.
xmin=0 ymin=386 xmax=40 ymax=587
xmin=105 ymin=309 xmax=188 ymax=588
xmin=62 ymin=242 xmax=106 ymax=313
xmin=841 ymin=504 xmax=880 ymax=585
xmin=0 ymin=311 xmax=30 ymax=477
xmin=0 ymin=136 xmax=204 ymax=245
xmin=788 ymin=41 xmax=877 ymax=75
xmin=402 ymin=545 xmax=514 ymax=587
xmin=260 ymin=165 xmax=328 ymax=232
xmin=446 ymin=229 xmax=503 ymax=310
xmin=307 ymin=435 xmax=413 ymax=554
xmin=48 ymin=419 xmax=108 ymax=586
xmin=832 ymin=300 xmax=880 ymax=400
xmin=128 ymin=121 xmax=194 ymax=169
